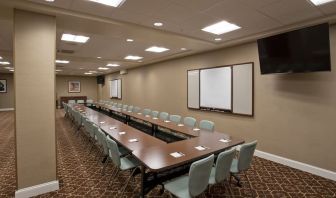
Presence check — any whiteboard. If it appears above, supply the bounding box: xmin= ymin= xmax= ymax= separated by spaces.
xmin=187 ymin=70 xmax=200 ymax=109
xmin=233 ymin=63 xmax=253 ymax=115
xmin=110 ymin=79 xmax=122 ymax=99
xmin=200 ymin=67 xmax=232 ymax=110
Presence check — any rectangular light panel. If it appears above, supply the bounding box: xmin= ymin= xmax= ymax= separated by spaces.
xmin=61 ymin=33 xmax=90 ymax=43
xmin=145 ymin=46 xmax=170 ymax=53
xmin=124 ymin=55 xmax=143 ymax=60
xmin=89 ymin=0 xmax=126 ymax=7
xmin=310 ymin=0 xmax=335 ymax=5
xmin=202 ymin=20 xmax=241 ymax=35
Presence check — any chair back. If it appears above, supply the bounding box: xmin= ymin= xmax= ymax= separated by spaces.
xmin=133 ymin=106 xmax=141 ymax=113
xmin=97 ymin=129 xmax=108 ymax=155
xmin=159 ymin=112 xmax=169 ymax=120
xmin=106 ymin=136 xmax=121 ymax=167
xmin=117 ymin=103 xmax=123 ymax=108
xmin=214 ymin=148 xmax=236 ymax=183
xmin=143 ymin=108 xmax=151 ymax=115
xmin=238 ymin=141 xmax=257 ymax=171
xmin=169 ymin=115 xmax=181 ymax=123
xmin=127 ymin=105 xmax=134 ymax=112
xmin=151 ymin=111 xmax=159 ymax=118
xmin=199 ymin=120 xmax=215 ymax=131
xmin=183 ymin=117 xmax=196 ymax=127
xmin=123 ymin=104 xmax=128 ymax=110
xmin=68 ymin=100 xmax=76 ymax=104
xmin=189 ymin=154 xmax=214 ymax=197
xmin=77 ymin=100 xmax=85 ymax=104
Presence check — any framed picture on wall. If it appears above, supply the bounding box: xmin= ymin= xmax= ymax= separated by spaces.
xmin=0 ymin=79 xmax=7 ymax=93
xmin=68 ymin=81 xmax=81 ymax=93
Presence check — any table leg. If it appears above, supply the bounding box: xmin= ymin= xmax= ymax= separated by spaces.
xmin=140 ymin=165 xmax=146 ymax=198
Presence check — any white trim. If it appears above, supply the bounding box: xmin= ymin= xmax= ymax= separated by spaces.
xmin=0 ymin=108 xmax=14 ymax=111
xmin=15 ymin=180 xmax=59 ymax=198
xmin=255 ymin=150 xmax=336 ymax=181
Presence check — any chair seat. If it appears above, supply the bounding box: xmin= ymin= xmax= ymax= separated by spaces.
xmin=120 ymin=155 xmax=140 ymax=171
xmin=164 ymin=175 xmax=192 ymax=198
xmin=118 ymin=146 xmax=130 ymax=156
xmin=230 ymin=159 xmax=239 ymax=173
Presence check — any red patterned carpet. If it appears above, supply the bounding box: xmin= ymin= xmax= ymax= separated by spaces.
xmin=0 ymin=110 xmax=335 ymax=197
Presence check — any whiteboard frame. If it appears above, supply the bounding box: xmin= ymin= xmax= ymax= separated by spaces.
xmin=110 ymin=79 xmax=122 ymax=100
xmin=186 ymin=62 xmax=254 ymax=117
xmin=187 ymin=69 xmax=200 ymax=109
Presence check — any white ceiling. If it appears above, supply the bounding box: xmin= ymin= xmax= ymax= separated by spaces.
xmin=0 ymin=0 xmax=336 ymax=75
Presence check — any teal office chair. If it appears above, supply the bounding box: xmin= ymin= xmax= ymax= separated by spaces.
xmin=159 ymin=112 xmax=169 ymax=121
xmin=199 ymin=120 xmax=215 ymax=132
xmin=106 ymin=136 xmax=140 ymax=196
xmin=77 ymin=99 xmax=85 ymax=104
xmin=230 ymin=141 xmax=258 ymax=197
xmin=86 ymin=99 xmax=93 ymax=107
xmin=151 ymin=111 xmax=159 ymax=118
xmin=143 ymin=108 xmax=151 ymax=116
xmin=133 ymin=106 xmax=141 ymax=113
xmin=169 ymin=115 xmax=182 ymax=124
xmin=68 ymin=100 xmax=76 ymax=104
xmin=209 ymin=148 xmax=236 ymax=195
xmin=127 ymin=105 xmax=134 ymax=112
xmin=183 ymin=117 xmax=197 ymax=127
xmin=164 ymin=154 xmax=215 ymax=198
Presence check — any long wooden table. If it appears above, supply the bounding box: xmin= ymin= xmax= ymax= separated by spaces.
xmin=76 ymin=104 xmax=244 ymax=197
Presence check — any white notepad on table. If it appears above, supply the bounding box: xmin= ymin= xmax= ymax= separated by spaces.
xmin=164 ymin=120 xmax=171 ymax=123
xmin=219 ymin=139 xmax=231 ymax=143
xmin=193 ymin=128 xmax=200 ymax=131
xmin=170 ymin=152 xmax=185 ymax=158
xmin=128 ymin=138 xmax=138 ymax=142
xmin=119 ymin=132 xmax=126 ymax=135
xmin=109 ymin=127 xmax=117 ymax=130
xmin=195 ymin=146 xmax=209 ymax=151
xmin=177 ymin=124 xmax=184 ymax=127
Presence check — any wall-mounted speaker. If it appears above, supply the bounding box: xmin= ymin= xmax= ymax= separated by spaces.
xmin=97 ymin=75 xmax=105 ymax=85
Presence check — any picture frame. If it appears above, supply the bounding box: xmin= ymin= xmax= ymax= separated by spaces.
xmin=68 ymin=81 xmax=81 ymax=93
xmin=0 ymin=79 xmax=7 ymax=93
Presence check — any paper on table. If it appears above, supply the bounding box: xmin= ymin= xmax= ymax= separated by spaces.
xmin=145 ymin=115 xmax=150 ymax=117
xmin=110 ymin=127 xmax=117 ymax=130
xmin=128 ymin=138 xmax=138 ymax=142
xmin=219 ymin=139 xmax=231 ymax=143
xmin=177 ymin=124 xmax=184 ymax=127
xmin=100 ymin=121 xmax=105 ymax=124
xmin=164 ymin=120 xmax=171 ymax=123
xmin=119 ymin=132 xmax=126 ymax=135
xmin=193 ymin=128 xmax=200 ymax=131
xmin=170 ymin=152 xmax=185 ymax=158
xmin=137 ymin=112 xmax=142 ymax=115
xmin=195 ymin=146 xmax=209 ymax=151
xmin=128 ymin=111 xmax=132 ymax=113
xmin=153 ymin=117 xmax=158 ymax=120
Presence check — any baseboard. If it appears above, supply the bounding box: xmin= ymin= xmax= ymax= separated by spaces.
xmin=0 ymin=108 xmax=14 ymax=111
xmin=254 ymin=150 xmax=336 ymax=181
xmin=15 ymin=180 xmax=59 ymax=198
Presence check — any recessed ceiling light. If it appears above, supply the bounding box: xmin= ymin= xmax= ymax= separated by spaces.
xmin=310 ymin=0 xmax=335 ymax=5
xmin=55 ymin=69 xmax=62 ymax=72
xmin=89 ymin=0 xmax=126 ymax=7
xmin=98 ymin=67 xmax=110 ymax=70
xmin=202 ymin=20 xmax=241 ymax=35
xmin=106 ymin=63 xmax=120 ymax=67
xmin=126 ymin=38 xmax=134 ymax=42
xmin=215 ymin=38 xmax=222 ymax=41
xmin=124 ymin=55 xmax=143 ymax=60
xmin=61 ymin=33 xmax=90 ymax=43
xmin=145 ymin=46 xmax=170 ymax=53
xmin=154 ymin=22 xmax=163 ymax=27
xmin=55 ymin=60 xmax=69 ymax=64
xmin=180 ymin=48 xmax=187 ymax=51
xmin=97 ymin=56 xmax=102 ymax=59
xmin=0 ymin=61 xmax=10 ymax=65
xmin=45 ymin=0 xmax=54 ymax=2
xmin=84 ymin=72 xmax=93 ymax=75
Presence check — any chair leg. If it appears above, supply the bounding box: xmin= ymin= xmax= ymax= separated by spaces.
xmin=244 ymin=172 xmax=254 ymax=197
xmin=226 ymin=180 xmax=233 ymax=198
xmin=101 ymin=157 xmax=110 ymax=175
xmin=119 ymin=168 xmax=138 ymax=197
xmin=108 ymin=169 xmax=119 ymax=187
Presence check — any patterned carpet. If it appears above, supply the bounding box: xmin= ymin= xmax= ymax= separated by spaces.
xmin=0 ymin=110 xmax=335 ymax=198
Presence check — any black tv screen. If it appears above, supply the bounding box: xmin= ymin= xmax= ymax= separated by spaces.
xmin=257 ymin=23 xmax=331 ymax=74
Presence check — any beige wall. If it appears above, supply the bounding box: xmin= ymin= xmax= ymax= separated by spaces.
xmin=100 ymin=25 xmax=336 ymax=172
xmin=0 ymin=73 xmax=14 ymax=109
xmin=14 ymin=10 xmax=57 ymax=189
xmin=56 ymin=75 xmax=97 ymax=106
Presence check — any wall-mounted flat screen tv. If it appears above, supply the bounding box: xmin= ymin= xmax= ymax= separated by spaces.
xmin=257 ymin=23 xmax=331 ymax=74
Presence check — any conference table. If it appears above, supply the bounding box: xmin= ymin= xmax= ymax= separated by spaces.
xmin=75 ymin=103 xmax=245 ymax=197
